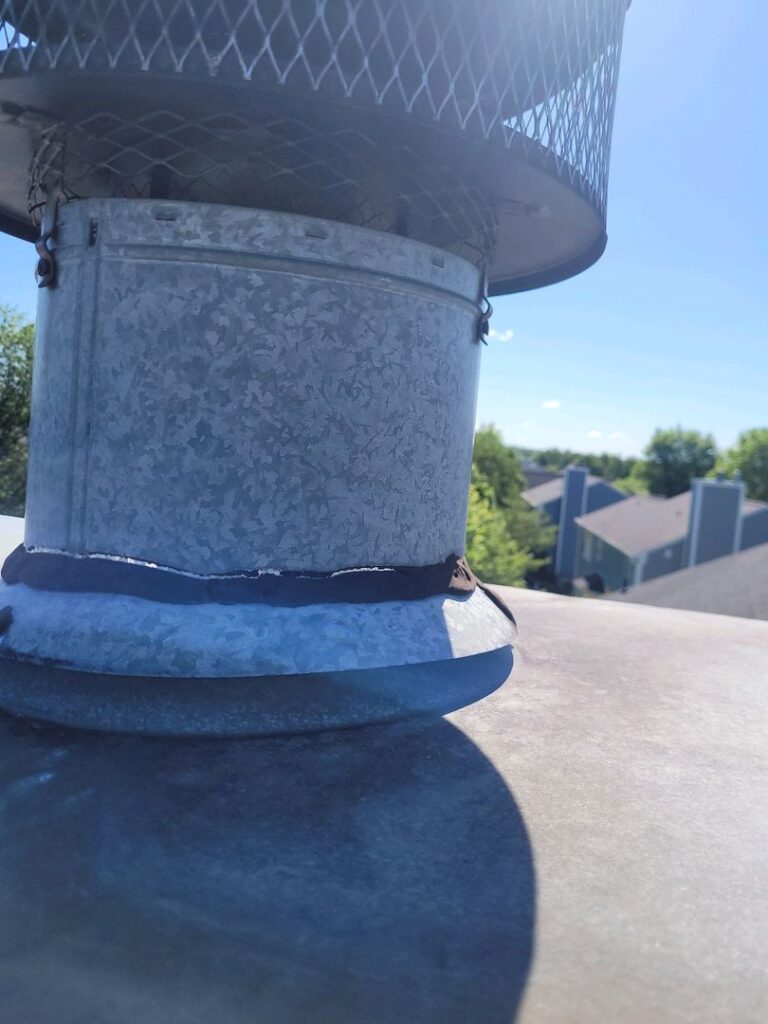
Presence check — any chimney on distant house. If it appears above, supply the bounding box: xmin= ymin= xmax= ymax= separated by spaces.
xmin=684 ymin=476 xmax=745 ymax=568
xmin=554 ymin=466 xmax=589 ymax=579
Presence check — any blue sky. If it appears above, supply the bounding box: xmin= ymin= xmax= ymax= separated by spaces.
xmin=478 ymin=0 xmax=768 ymax=457
xmin=0 ymin=0 xmax=765 ymax=459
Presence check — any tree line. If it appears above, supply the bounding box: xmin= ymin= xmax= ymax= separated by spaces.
xmin=1 ymin=307 xmax=767 ymax=588
xmin=0 ymin=307 xmax=33 ymax=517
xmin=467 ymin=422 xmax=768 ymax=586
xmin=512 ymin=445 xmax=635 ymax=485
xmin=515 ymin=426 xmax=768 ymax=502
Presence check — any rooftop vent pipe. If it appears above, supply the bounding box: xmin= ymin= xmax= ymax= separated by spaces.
xmin=0 ymin=0 xmax=630 ymax=733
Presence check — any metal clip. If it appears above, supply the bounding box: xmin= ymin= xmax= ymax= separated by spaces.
xmin=35 ymin=193 xmax=60 ymax=289
xmin=476 ymin=269 xmax=493 ymax=345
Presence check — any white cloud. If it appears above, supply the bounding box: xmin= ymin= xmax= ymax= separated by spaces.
xmin=488 ymin=327 xmax=514 ymax=342
xmin=609 ymin=431 xmax=627 ymax=440
xmin=541 ymin=399 xmax=561 ymax=410
xmin=586 ymin=429 xmax=603 ymax=439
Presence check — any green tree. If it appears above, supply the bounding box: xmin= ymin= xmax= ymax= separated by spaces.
xmin=465 ymin=470 xmax=531 ymax=587
xmin=520 ymin=446 xmax=634 ymax=482
xmin=467 ymin=427 xmax=555 ymax=584
xmin=585 ymin=452 xmax=635 ymax=482
xmin=717 ymin=428 xmax=768 ymax=501
xmin=614 ymin=460 xmax=650 ymax=495
xmin=640 ymin=426 xmax=717 ymax=497
xmin=473 ymin=427 xmax=554 ymax=550
xmin=473 ymin=425 xmax=526 ymax=506
xmin=0 ymin=307 xmax=34 ymax=516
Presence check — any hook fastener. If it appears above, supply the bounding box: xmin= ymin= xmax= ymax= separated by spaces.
xmin=35 ymin=193 xmax=60 ymax=289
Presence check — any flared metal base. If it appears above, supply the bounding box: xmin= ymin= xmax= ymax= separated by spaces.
xmin=0 ymin=646 xmax=513 ymax=737
xmin=0 ymin=564 xmax=516 ymax=735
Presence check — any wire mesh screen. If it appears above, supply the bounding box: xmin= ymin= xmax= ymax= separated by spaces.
xmin=28 ymin=110 xmax=501 ymax=264
xmin=1 ymin=0 xmax=627 ymax=265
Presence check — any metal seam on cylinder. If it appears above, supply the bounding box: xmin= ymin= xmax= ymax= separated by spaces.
xmin=53 ymin=245 xmax=482 ymax=317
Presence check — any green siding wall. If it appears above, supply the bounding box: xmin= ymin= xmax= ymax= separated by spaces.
xmin=574 ymin=526 xmax=634 ymax=592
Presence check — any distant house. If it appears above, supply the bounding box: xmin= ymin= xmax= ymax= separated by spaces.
xmin=607 ymin=541 xmax=768 ymax=621
xmin=574 ymin=493 xmax=689 ymax=591
xmin=522 ymin=466 xmax=626 ymax=579
xmin=520 ymin=459 xmax=561 ymax=492
xmin=575 ymin=477 xmax=768 ymax=593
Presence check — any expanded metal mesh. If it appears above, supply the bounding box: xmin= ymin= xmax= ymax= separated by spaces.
xmin=27 ymin=110 xmax=501 ymax=263
xmin=1 ymin=0 xmax=627 ymax=263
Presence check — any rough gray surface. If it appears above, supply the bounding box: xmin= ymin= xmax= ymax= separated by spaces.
xmin=0 ymin=589 xmax=766 ymax=1021
xmin=495 ymin=591 xmax=768 ymax=1023
xmin=0 ymin=705 xmax=534 ymax=1024
xmin=25 ymin=199 xmax=482 ymax=573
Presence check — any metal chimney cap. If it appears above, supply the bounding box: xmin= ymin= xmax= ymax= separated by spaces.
xmin=0 ymin=0 xmax=629 ymax=294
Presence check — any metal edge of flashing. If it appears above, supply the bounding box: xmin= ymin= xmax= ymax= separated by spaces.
xmin=489 ymin=232 xmax=608 ymax=297
xmin=0 ymin=581 xmax=516 ymax=678
xmin=0 ymin=644 xmax=515 ymax=737
xmin=0 ymin=205 xmax=35 ymax=242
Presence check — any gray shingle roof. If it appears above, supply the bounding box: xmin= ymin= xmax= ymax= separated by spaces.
xmin=577 ymin=492 xmax=767 ymax=559
xmin=575 ymin=493 xmax=686 ymax=557
xmin=608 ymin=541 xmax=768 ymax=621
xmin=521 ymin=474 xmax=600 ymax=508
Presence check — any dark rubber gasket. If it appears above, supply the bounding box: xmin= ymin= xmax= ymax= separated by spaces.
xmin=2 ymin=545 xmax=514 ymax=625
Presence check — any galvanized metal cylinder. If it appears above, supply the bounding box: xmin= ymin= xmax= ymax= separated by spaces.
xmin=25 ymin=199 xmax=483 ymax=574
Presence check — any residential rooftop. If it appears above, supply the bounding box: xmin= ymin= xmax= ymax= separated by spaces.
xmin=520 ymin=460 xmax=562 ymax=492
xmin=576 ymin=490 xmax=766 ymax=558
xmin=608 ymin=540 xmax=768 ymax=620
xmin=521 ymin=472 xmax=601 ymax=508
xmin=575 ymin=492 xmax=687 ymax=556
